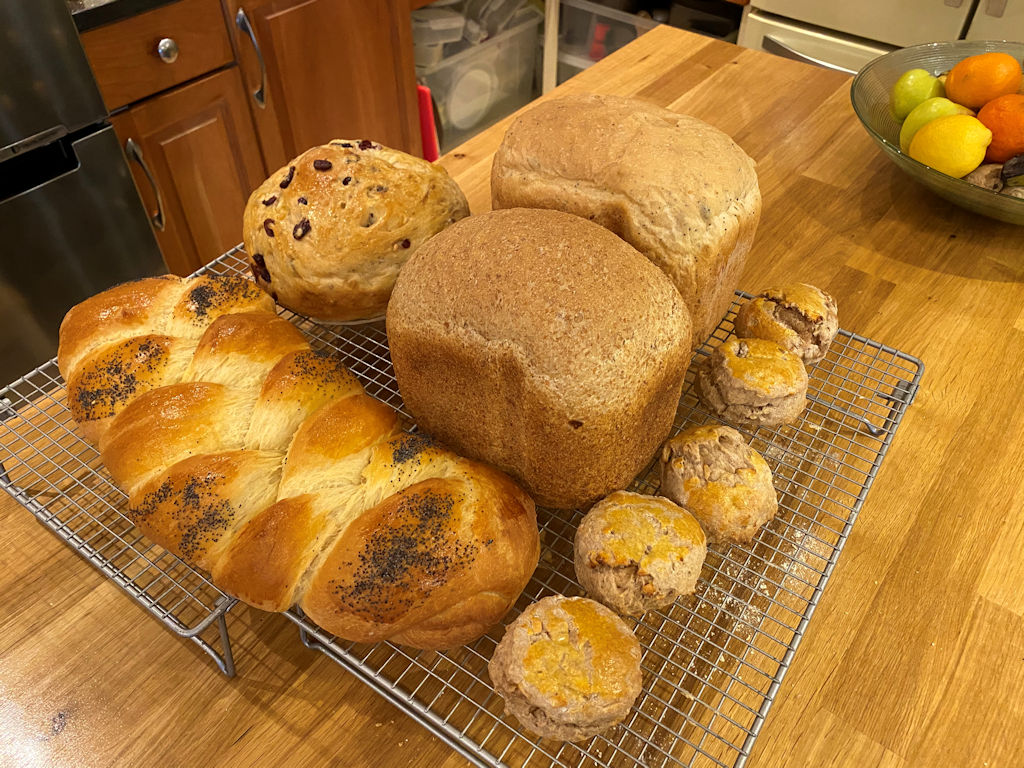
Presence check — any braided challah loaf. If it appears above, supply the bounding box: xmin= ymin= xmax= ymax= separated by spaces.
xmin=57 ymin=273 xmax=540 ymax=650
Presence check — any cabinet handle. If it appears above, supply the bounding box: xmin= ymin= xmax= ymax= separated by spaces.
xmin=235 ymin=8 xmax=267 ymax=109
xmin=125 ymin=138 xmax=165 ymax=232
xmin=156 ymin=37 xmax=179 ymax=63
xmin=762 ymin=36 xmax=856 ymax=75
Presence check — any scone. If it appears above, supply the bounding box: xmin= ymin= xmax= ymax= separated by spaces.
xmin=574 ymin=491 xmax=706 ymax=616
xmin=695 ymin=337 xmax=808 ymax=427
xmin=660 ymin=425 xmax=778 ymax=545
xmin=488 ymin=596 xmax=643 ymax=742
xmin=242 ymin=140 xmax=469 ymax=322
xmin=734 ymin=283 xmax=839 ymax=365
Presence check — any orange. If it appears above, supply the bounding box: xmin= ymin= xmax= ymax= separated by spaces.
xmin=978 ymin=93 xmax=1024 ymax=163
xmin=944 ymin=52 xmax=1022 ymax=109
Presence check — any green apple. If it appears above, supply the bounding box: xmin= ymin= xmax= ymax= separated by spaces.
xmin=889 ymin=68 xmax=945 ymax=121
xmin=899 ymin=97 xmax=974 ymax=153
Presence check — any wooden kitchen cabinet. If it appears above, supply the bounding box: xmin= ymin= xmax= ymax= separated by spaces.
xmin=110 ymin=67 xmax=267 ymax=276
xmin=225 ymin=0 xmax=422 ymax=171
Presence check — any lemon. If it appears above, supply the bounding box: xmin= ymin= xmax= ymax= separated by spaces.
xmin=908 ymin=114 xmax=992 ymax=178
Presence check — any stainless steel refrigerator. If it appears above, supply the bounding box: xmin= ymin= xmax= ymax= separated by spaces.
xmin=0 ymin=0 xmax=165 ymax=383
xmin=738 ymin=0 xmax=1024 ymax=75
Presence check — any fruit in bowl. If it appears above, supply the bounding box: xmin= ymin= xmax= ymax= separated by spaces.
xmin=977 ymin=93 xmax=1024 ymax=163
xmin=851 ymin=40 xmax=1024 ymax=224
xmin=899 ymin=97 xmax=973 ymax=153
xmin=889 ymin=68 xmax=945 ymax=120
xmin=887 ymin=51 xmax=1023 ymax=199
xmin=907 ymin=114 xmax=991 ymax=178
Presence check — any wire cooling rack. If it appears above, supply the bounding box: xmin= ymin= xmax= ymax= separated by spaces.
xmin=0 ymin=244 xmax=922 ymax=765
xmin=0 ymin=364 xmax=238 ymax=676
xmin=197 ymin=247 xmax=919 ymax=768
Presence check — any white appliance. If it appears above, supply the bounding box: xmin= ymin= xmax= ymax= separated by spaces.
xmin=738 ymin=0 xmax=1024 ymax=74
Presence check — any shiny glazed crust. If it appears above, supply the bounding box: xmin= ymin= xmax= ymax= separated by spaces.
xmin=488 ymin=596 xmax=643 ymax=741
xmin=386 ymin=208 xmax=693 ymax=509
xmin=734 ymin=283 xmax=839 ymax=365
xmin=242 ymin=141 xmax=469 ymax=322
xmin=695 ymin=338 xmax=809 ymax=427
xmin=574 ymin=491 xmax=706 ymax=616
xmin=491 ymin=93 xmax=761 ymax=348
xmin=660 ymin=425 xmax=778 ymax=545
xmin=57 ymin=274 xmax=540 ymax=650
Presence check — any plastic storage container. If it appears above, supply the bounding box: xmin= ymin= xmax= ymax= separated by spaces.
xmin=419 ymin=7 xmax=542 ymax=152
xmin=557 ymin=0 xmax=658 ymax=84
xmin=411 ymin=7 xmax=466 ymax=45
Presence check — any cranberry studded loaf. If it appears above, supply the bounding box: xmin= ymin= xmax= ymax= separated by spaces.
xmin=57 ymin=273 xmax=539 ymax=650
xmin=386 ymin=208 xmax=693 ymax=510
xmin=243 ymin=140 xmax=469 ymax=323
xmin=491 ymin=93 xmax=761 ymax=348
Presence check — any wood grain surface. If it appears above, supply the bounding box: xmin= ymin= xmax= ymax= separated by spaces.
xmin=2 ymin=25 xmax=1022 ymax=768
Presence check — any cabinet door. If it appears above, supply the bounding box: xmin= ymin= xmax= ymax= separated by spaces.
xmin=226 ymin=0 xmax=421 ymax=171
xmin=111 ymin=66 xmax=267 ymax=276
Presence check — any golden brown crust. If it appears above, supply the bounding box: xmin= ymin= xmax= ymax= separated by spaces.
xmin=168 ymin=274 xmax=274 ymax=340
xmin=242 ymin=141 xmax=469 ymax=322
xmin=57 ymin=275 xmax=182 ymax=380
xmin=185 ymin=312 xmax=310 ymax=389
xmin=491 ymin=93 xmax=761 ymax=347
xmin=574 ymin=491 xmax=706 ymax=615
xmin=212 ymin=494 xmax=322 ymax=611
xmin=66 ymin=334 xmax=196 ymax=444
xmin=301 ymin=468 xmax=538 ymax=648
xmin=659 ymin=425 xmax=778 ymax=544
xmin=734 ymin=283 xmax=839 ymax=365
xmin=488 ymin=595 xmax=643 ymax=741
xmin=100 ymin=382 xmax=253 ymax=494
xmin=61 ymin=272 xmax=540 ymax=650
xmin=129 ymin=450 xmax=282 ymax=571
xmin=387 ymin=207 xmax=692 ymax=509
xmin=695 ymin=338 xmax=809 ymax=427
xmin=246 ymin=349 xmax=364 ymax=452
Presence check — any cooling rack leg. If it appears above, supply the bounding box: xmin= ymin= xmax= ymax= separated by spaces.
xmin=298 ymin=625 xmax=323 ymax=652
xmin=216 ymin=612 xmax=236 ymax=677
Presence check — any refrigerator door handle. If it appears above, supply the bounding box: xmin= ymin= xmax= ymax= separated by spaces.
xmin=125 ymin=138 xmax=165 ymax=232
xmin=235 ymin=8 xmax=268 ymax=109
xmin=762 ymin=35 xmax=857 ymax=75
xmin=983 ymin=0 xmax=1007 ymax=17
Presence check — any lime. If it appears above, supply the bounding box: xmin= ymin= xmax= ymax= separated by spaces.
xmin=890 ymin=69 xmax=945 ymax=121
xmin=899 ymin=97 xmax=974 ymax=153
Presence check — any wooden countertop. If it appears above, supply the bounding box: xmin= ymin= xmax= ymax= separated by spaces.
xmin=2 ymin=25 xmax=1022 ymax=768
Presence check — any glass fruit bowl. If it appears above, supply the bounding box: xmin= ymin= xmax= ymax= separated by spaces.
xmin=850 ymin=40 xmax=1024 ymax=225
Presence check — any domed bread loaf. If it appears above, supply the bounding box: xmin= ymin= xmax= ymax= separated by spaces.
xmin=243 ymin=140 xmax=469 ymax=323
xmin=57 ymin=273 xmax=539 ymax=650
xmin=386 ymin=208 xmax=693 ymax=510
xmin=488 ymin=595 xmax=643 ymax=742
xmin=492 ymin=93 xmax=761 ymax=348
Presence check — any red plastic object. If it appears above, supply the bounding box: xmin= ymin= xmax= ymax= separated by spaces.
xmin=590 ymin=22 xmax=610 ymax=61
xmin=417 ymin=84 xmax=440 ymax=162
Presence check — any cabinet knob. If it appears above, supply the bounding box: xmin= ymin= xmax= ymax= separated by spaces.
xmin=156 ymin=37 xmax=179 ymax=64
